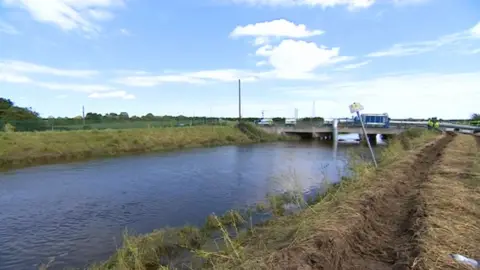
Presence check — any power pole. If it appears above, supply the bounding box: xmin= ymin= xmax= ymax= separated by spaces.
xmin=311 ymin=101 xmax=315 ymax=126
xmin=82 ymin=106 xmax=86 ymax=127
xmin=238 ymin=79 xmax=242 ymax=121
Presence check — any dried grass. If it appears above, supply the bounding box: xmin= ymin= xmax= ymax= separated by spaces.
xmin=416 ymin=134 xmax=480 ymax=270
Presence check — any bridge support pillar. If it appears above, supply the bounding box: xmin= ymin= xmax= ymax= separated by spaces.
xmin=367 ymin=134 xmax=377 ymax=146
xmin=359 ymin=134 xmax=377 ymax=146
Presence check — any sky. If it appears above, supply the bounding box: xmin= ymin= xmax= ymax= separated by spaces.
xmin=0 ymin=0 xmax=479 ymax=119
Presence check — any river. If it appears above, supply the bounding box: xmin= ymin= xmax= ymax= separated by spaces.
xmin=0 ymin=135 xmax=372 ymax=270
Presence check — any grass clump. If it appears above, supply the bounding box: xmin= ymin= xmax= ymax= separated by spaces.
xmin=0 ymin=125 xmax=285 ymax=170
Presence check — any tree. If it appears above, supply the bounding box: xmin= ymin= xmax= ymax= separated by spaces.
xmin=142 ymin=113 xmax=155 ymax=120
xmin=85 ymin=112 xmax=103 ymax=122
xmin=119 ymin=112 xmax=129 ymax=120
xmin=0 ymin=97 xmax=44 ymax=131
xmin=471 ymin=113 xmax=480 ymax=120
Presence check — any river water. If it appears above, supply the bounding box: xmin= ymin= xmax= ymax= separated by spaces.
xmin=0 ymin=135 xmax=369 ymax=270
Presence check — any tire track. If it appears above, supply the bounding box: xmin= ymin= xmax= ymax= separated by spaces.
xmin=391 ymin=132 xmax=455 ymax=270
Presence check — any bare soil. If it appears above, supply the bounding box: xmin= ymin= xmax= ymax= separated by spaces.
xmin=265 ymin=133 xmax=456 ymax=270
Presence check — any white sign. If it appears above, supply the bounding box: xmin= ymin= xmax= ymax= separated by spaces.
xmin=349 ymin=102 xmax=364 ymax=114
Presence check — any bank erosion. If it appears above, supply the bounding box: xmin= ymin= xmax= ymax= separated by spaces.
xmin=0 ymin=123 xmax=287 ymax=170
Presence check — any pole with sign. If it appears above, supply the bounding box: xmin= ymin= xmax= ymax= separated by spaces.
xmin=349 ymin=102 xmax=378 ymax=168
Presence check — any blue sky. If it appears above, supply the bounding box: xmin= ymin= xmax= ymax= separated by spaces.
xmin=0 ymin=0 xmax=479 ymax=119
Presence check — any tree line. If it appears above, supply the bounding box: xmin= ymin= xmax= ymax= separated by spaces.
xmin=0 ymin=97 xmax=325 ymax=132
xmin=4 ymin=96 xmax=477 ymax=132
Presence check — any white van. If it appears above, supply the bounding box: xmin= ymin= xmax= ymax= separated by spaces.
xmin=285 ymin=118 xmax=297 ymax=127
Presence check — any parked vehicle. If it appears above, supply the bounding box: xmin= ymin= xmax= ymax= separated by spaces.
xmin=257 ymin=118 xmax=274 ymax=126
xmin=285 ymin=118 xmax=297 ymax=127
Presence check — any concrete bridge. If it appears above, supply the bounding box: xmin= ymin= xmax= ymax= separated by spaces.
xmin=259 ymin=120 xmax=479 ymax=144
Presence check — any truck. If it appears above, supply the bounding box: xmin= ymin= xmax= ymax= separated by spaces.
xmin=354 ymin=113 xmax=390 ymax=128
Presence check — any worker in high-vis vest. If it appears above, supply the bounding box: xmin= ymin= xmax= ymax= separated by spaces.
xmin=434 ymin=121 xmax=440 ymax=129
xmin=427 ymin=119 xmax=434 ymax=130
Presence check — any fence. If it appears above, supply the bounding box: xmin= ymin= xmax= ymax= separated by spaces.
xmin=0 ymin=118 xmax=230 ymax=132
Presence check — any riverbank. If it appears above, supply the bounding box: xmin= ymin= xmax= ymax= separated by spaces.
xmin=0 ymin=123 xmax=287 ymax=170
xmin=209 ymin=133 xmax=479 ymax=270
xmin=76 ymin=128 xmax=455 ymax=270
xmin=416 ymin=134 xmax=479 ymax=269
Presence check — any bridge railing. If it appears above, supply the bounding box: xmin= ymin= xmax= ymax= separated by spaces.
xmin=259 ymin=119 xmax=479 ymax=131
xmin=261 ymin=121 xmax=425 ymax=130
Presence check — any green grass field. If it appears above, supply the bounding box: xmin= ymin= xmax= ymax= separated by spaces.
xmin=0 ymin=124 xmax=282 ymax=170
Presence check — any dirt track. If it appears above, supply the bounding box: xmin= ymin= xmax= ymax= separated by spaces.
xmin=270 ymin=133 xmax=456 ymax=270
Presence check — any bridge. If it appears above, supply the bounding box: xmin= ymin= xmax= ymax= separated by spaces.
xmin=259 ymin=120 xmax=479 ymax=143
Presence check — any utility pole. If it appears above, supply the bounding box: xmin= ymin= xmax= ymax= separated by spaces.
xmin=82 ymin=105 xmax=86 ymax=127
xmin=311 ymin=101 xmax=315 ymax=126
xmin=238 ymin=79 xmax=242 ymax=121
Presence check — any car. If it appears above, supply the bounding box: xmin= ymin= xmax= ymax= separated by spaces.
xmin=257 ymin=118 xmax=274 ymax=126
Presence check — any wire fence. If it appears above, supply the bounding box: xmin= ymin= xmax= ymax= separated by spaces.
xmin=1 ymin=118 xmax=478 ymax=132
xmin=0 ymin=118 xmax=232 ymax=132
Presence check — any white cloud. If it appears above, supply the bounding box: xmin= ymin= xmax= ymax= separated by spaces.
xmin=285 ymin=71 xmax=480 ymax=119
xmin=0 ymin=60 xmax=98 ymax=77
xmin=230 ymin=20 xmax=351 ymax=80
xmin=0 ymin=20 xmax=20 ymax=35
xmin=116 ymin=37 xmax=346 ymax=86
xmin=114 ymin=69 xmax=261 ymax=87
xmin=2 ymin=0 xmax=124 ymax=34
xmin=120 ymin=28 xmax=131 ymax=36
xmin=37 ymin=82 xmax=116 ymax=93
xmin=254 ymin=37 xmax=269 ymax=46
xmin=368 ymin=22 xmax=480 ymax=57
xmin=230 ymin=19 xmax=323 ymax=39
xmin=256 ymin=39 xmax=352 ymax=75
xmin=392 ymin=0 xmax=430 ymax=6
xmin=470 ymin=48 xmax=480 ymax=54
xmin=88 ymin=9 xmax=114 ymax=21
xmin=472 ymin=22 xmax=480 ymax=37
xmin=335 ymin=60 xmax=371 ymax=71
xmin=88 ymin=91 xmax=135 ymax=99
xmin=115 ymin=74 xmax=205 ymax=87
xmin=0 ymin=72 xmax=31 ymax=83
xmin=228 ymin=0 xmax=375 ymax=9
xmin=0 ymin=59 xmax=135 ymax=99
xmin=256 ymin=60 xmax=268 ymax=67
xmin=115 ymin=66 xmax=332 ymax=87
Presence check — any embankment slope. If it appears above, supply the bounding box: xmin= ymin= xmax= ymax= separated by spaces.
xmin=212 ymin=132 xmax=462 ymax=270
xmin=0 ymin=124 xmax=282 ymax=170
xmin=416 ymin=134 xmax=480 ymax=269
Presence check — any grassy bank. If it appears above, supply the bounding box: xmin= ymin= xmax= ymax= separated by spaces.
xmin=416 ymin=134 xmax=480 ymax=269
xmin=0 ymin=123 xmax=287 ymax=170
xmin=68 ymin=128 xmax=440 ymax=270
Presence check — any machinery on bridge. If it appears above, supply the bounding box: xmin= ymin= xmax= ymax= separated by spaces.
xmin=353 ymin=113 xmax=390 ymax=128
